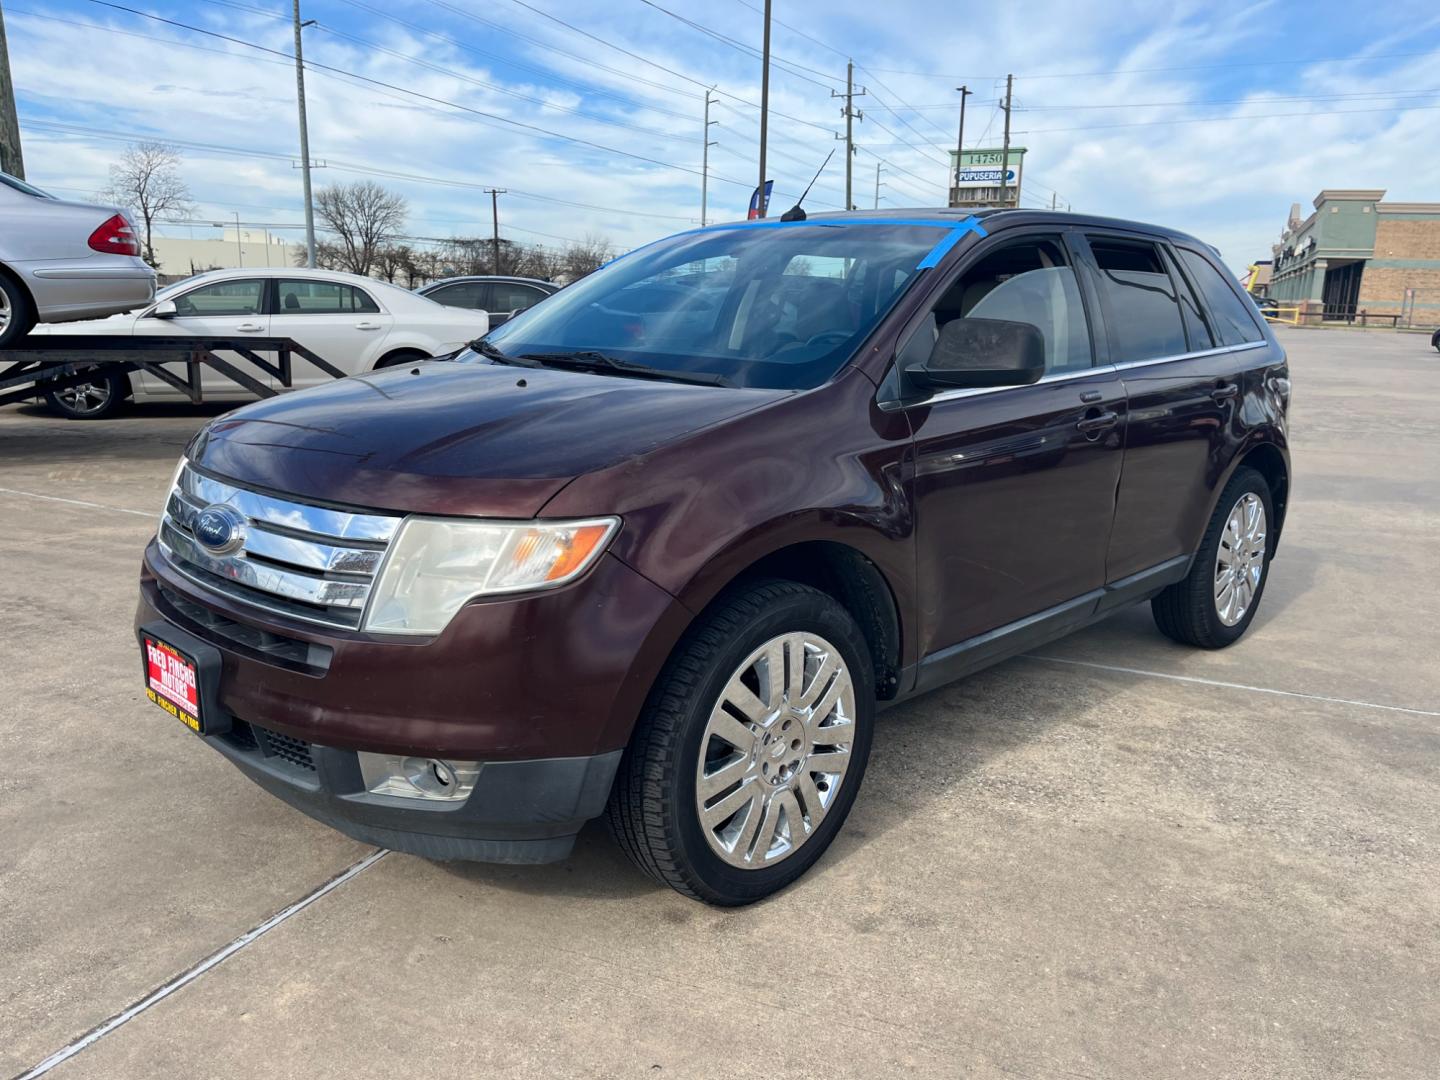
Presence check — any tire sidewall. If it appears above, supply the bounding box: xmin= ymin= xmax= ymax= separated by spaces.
xmin=1199 ymin=468 xmax=1274 ymax=645
xmin=667 ymin=590 xmax=875 ymax=904
xmin=0 ymin=273 xmax=35 ymax=348
xmin=44 ymin=369 xmax=127 ymax=420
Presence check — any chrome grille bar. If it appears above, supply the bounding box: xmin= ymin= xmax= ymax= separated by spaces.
xmin=158 ymin=462 xmax=401 ymax=629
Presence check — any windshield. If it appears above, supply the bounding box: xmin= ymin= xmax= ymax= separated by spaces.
xmin=478 ymin=222 xmax=953 ymax=390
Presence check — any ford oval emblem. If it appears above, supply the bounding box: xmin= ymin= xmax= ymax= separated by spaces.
xmin=192 ymin=504 xmax=246 ymax=556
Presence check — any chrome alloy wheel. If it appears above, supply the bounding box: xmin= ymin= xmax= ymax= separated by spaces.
xmin=56 ymin=380 xmax=113 ymax=416
xmin=695 ymin=632 xmax=856 ymax=869
xmin=1214 ymin=492 xmax=1267 ymax=626
xmin=0 ymin=288 xmax=10 ymax=333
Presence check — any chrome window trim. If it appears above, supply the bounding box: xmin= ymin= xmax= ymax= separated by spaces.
xmin=910 ymin=340 xmax=1268 ymax=408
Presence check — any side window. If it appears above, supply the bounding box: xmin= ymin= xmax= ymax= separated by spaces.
xmin=171 ymin=279 xmax=264 ymax=316
xmin=900 ymin=235 xmax=1094 ymax=375
xmin=1166 ymin=248 xmax=1213 ymax=351
xmin=490 ymin=283 xmax=547 ymax=313
xmin=427 ymin=282 xmax=489 ymax=310
xmin=275 ymin=279 xmax=379 ymax=315
xmin=1087 ymin=238 xmax=1188 ymax=363
xmin=1176 ymin=248 xmax=1265 ymax=346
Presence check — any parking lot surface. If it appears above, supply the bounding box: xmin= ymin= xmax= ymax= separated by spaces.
xmin=2 ymin=328 xmax=1437 ymax=1078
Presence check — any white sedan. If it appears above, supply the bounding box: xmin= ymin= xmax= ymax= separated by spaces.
xmin=31 ymin=267 xmax=489 ymax=418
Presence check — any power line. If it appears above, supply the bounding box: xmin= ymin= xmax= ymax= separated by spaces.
xmin=861 ymin=47 xmax=1440 ymax=80
xmin=77 ymin=1 xmax=756 ymax=187
xmin=633 ymin=0 xmax=844 ymax=90
xmin=1015 ymin=101 xmax=1440 ymax=134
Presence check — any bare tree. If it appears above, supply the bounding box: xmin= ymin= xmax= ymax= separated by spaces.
xmin=294 ymin=239 xmax=348 ymax=271
xmin=313 ymin=181 xmax=407 ymax=276
xmin=99 ymin=141 xmax=194 ymax=269
xmin=557 ymin=233 xmax=615 ymax=282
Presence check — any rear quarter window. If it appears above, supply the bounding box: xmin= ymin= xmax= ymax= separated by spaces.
xmin=1087 ymin=238 xmax=1189 ymax=364
xmin=1176 ymin=248 xmax=1265 ymax=346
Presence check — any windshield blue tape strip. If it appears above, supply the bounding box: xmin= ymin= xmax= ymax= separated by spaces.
xmin=917 ymin=217 xmax=987 ymax=269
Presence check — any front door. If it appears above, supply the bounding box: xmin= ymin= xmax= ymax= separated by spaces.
xmin=901 ymin=231 xmax=1126 ymax=689
xmin=134 ymin=277 xmax=272 ymax=399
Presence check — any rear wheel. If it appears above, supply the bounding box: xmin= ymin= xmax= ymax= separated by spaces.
xmin=607 ymin=581 xmax=874 ymax=905
xmin=374 ymin=349 xmax=429 ymax=370
xmin=44 ymin=369 xmax=129 ymax=420
xmin=1152 ymin=466 xmax=1273 ymax=648
xmin=0 ymin=273 xmax=36 ymax=347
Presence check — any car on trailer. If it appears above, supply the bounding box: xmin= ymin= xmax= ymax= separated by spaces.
xmin=0 ymin=171 xmax=155 ymax=348
xmin=137 ymin=207 xmax=1290 ymax=905
xmin=30 ymin=267 xmax=490 ymax=418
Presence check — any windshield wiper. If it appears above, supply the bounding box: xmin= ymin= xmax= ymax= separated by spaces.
xmin=471 ymin=338 xmax=543 ymax=368
xmin=518 ymin=350 xmax=733 ymax=388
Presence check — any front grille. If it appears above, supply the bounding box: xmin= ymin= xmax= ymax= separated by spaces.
xmin=158 ymin=582 xmax=333 ymax=673
xmin=158 ymin=462 xmax=400 ymax=630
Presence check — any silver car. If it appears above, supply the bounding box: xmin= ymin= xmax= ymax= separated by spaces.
xmin=0 ymin=172 xmax=156 ymax=347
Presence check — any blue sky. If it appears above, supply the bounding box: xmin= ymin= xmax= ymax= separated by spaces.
xmin=9 ymin=0 xmax=1440 ymax=271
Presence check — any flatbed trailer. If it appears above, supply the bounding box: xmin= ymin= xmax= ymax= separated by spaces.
xmin=0 ymin=335 xmax=348 ymax=410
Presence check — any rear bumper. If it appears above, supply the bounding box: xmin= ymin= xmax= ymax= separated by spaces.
xmin=25 ymin=262 xmax=155 ymax=320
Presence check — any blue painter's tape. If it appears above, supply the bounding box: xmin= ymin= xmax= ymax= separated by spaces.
xmin=917 ymin=216 xmax=987 ymax=269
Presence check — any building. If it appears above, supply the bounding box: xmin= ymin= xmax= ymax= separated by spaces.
xmin=150 ymin=227 xmax=301 ymax=283
xmin=1268 ymin=190 xmax=1440 ymax=324
xmin=1243 ymin=260 xmax=1272 ymax=297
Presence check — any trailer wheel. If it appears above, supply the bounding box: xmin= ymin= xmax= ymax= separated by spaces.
xmin=0 ymin=272 xmax=37 ymax=347
xmin=44 ymin=369 xmax=129 ymax=420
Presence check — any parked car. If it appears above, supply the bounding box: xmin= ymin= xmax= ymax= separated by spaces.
xmin=0 ymin=171 xmax=155 ymax=348
xmin=31 ymin=267 xmax=489 ymax=418
xmin=137 ymin=209 xmax=1290 ymax=905
xmin=1250 ymin=295 xmax=1281 ymax=318
xmin=417 ymin=275 xmax=558 ymax=326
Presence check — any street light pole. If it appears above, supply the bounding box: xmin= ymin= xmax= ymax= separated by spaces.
xmin=952 ymin=85 xmax=971 ymax=207
xmin=293 ymin=0 xmax=317 ymax=268
xmin=756 ymin=0 xmax=771 ymax=218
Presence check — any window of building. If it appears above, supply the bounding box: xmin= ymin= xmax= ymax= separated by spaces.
xmin=1087 ymin=238 xmax=1188 ymax=363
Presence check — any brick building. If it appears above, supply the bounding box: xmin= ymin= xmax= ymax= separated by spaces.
xmin=1267 ymin=190 xmax=1440 ymax=324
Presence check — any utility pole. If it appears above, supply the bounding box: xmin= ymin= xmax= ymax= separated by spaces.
xmin=234 ymin=211 xmax=244 ymax=268
xmin=756 ymin=0 xmax=771 ymax=218
xmin=952 ymin=85 xmax=971 ymax=207
xmin=832 ymin=60 xmax=866 ymax=209
xmin=485 ymin=188 xmax=506 ymax=273
xmin=0 ymin=0 xmax=24 ymax=179
xmin=1000 ymin=73 xmax=1014 ymax=209
xmin=873 ymin=160 xmax=884 ymax=208
xmin=1050 ymin=191 xmax=1057 ymax=211
xmin=701 ymin=88 xmax=717 ymax=226
xmin=293 ymin=0 xmax=317 ymax=267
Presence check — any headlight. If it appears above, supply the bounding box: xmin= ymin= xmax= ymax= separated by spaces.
xmin=362 ymin=516 xmax=619 ymax=634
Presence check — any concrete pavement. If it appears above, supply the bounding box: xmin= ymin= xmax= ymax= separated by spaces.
xmin=2 ymin=329 xmax=1436 ymax=1078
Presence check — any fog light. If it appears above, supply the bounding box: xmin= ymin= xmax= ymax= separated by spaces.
xmin=357 ymin=752 xmax=481 ymax=802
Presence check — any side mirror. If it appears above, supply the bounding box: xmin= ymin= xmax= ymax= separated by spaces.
xmin=909 ymin=317 xmax=1046 ymax=390
xmin=150 ymin=299 xmax=178 ymax=319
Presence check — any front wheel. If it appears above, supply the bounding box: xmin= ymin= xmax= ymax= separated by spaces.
xmin=0 ymin=273 xmax=36 ymax=347
xmin=607 ymin=581 xmax=874 ymax=905
xmin=1152 ymin=466 xmax=1273 ymax=648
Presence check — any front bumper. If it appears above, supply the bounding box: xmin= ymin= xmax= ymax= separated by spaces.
xmin=137 ymin=538 xmax=690 ymax=862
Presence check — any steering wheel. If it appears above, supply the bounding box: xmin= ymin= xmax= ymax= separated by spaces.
xmin=804 ymin=330 xmax=853 ymax=348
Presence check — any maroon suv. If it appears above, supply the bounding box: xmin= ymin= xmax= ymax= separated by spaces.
xmin=137 ymin=209 xmax=1290 ymax=905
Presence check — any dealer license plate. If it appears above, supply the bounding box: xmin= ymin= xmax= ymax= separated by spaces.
xmin=142 ymin=634 xmax=204 ymax=733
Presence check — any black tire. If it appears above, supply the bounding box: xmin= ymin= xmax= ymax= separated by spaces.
xmin=1152 ymin=466 xmax=1274 ymax=648
xmin=1431 ymin=329 xmax=1439 ymax=353
xmin=607 ymin=580 xmax=875 ymax=906
xmin=373 ymin=349 xmax=430 ymax=370
xmin=0 ymin=272 xmax=37 ymax=347
xmin=43 ymin=368 xmax=129 ymax=420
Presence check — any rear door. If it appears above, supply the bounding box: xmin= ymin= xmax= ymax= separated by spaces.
xmin=901 ymin=228 xmax=1128 ymax=686
xmin=487 ymin=281 xmax=551 ymax=326
xmin=269 ymin=278 xmax=393 ymax=389
xmin=133 ymin=277 xmax=272 ymax=400
xmin=1075 ymin=232 xmax=1267 ymax=582
xmin=424 ymin=280 xmax=491 ymax=312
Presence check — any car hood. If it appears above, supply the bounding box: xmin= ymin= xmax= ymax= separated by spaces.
xmin=188 ymin=360 xmax=789 ymax=518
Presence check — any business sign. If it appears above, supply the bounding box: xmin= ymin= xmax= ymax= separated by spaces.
xmin=951 ymin=147 xmax=1025 ymax=188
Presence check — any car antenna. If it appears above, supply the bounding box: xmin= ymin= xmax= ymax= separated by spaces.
xmin=779 ymin=149 xmax=835 ymax=222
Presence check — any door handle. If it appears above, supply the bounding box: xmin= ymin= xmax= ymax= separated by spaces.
xmin=1079 ymin=390 xmax=1103 ymax=403
xmin=235 ymin=322 xmax=264 ymax=332
xmin=1076 ymin=410 xmax=1119 ymax=434
xmin=1211 ymin=382 xmax=1240 ymax=400
xmin=354 ymin=321 xmax=382 ymax=331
